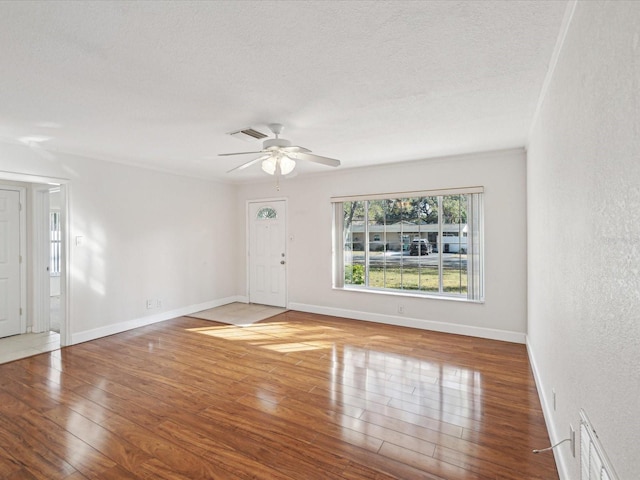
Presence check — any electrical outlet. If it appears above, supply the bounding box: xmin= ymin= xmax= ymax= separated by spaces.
xmin=146 ymin=299 xmax=154 ymax=309
xmin=156 ymin=299 xmax=162 ymax=308
xmin=569 ymin=424 xmax=575 ymax=457
xmin=398 ymin=304 xmax=404 ymax=314
xmin=552 ymin=389 xmax=556 ymax=411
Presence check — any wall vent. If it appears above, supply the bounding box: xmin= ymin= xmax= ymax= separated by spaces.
xmin=580 ymin=409 xmax=618 ymax=480
xmin=227 ymin=127 xmax=268 ymax=143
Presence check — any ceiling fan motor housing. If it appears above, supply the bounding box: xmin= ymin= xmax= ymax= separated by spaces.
xmin=263 ymin=138 xmax=292 ymax=149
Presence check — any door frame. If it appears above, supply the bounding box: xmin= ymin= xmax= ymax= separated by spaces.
xmin=0 ymin=185 xmax=27 ymax=335
xmin=0 ymin=170 xmax=70 ymax=346
xmin=31 ymin=185 xmax=51 ymax=333
xmin=246 ymin=197 xmax=288 ymax=307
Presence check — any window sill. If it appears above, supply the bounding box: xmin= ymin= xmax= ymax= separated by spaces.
xmin=334 ymin=285 xmax=484 ymax=304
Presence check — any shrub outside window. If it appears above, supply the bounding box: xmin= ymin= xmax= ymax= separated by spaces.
xmin=332 ymin=187 xmax=483 ymax=302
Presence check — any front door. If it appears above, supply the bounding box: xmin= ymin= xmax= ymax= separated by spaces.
xmin=0 ymin=189 xmax=22 ymax=338
xmin=248 ymin=200 xmax=287 ymax=307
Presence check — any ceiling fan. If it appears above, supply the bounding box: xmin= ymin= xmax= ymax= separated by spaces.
xmin=220 ymin=123 xmax=341 ymax=176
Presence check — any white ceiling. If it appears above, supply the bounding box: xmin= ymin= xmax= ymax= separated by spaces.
xmin=0 ymin=0 xmax=568 ymax=182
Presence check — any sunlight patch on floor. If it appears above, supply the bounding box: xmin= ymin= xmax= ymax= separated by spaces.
xmin=186 ymin=317 xmax=340 ymax=353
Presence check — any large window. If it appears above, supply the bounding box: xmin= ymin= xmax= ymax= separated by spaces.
xmin=332 ymin=187 xmax=484 ymax=301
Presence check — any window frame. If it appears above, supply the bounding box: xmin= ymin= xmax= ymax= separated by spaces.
xmin=50 ymin=210 xmax=62 ymax=277
xmin=332 ymin=187 xmax=484 ymax=302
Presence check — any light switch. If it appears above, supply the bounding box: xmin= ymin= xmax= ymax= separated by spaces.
xmin=75 ymin=236 xmax=84 ymax=246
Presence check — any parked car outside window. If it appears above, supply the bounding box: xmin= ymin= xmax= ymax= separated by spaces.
xmin=410 ymin=239 xmax=432 ymax=256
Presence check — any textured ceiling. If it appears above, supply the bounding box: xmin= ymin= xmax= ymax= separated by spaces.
xmin=0 ymin=0 xmax=568 ymax=181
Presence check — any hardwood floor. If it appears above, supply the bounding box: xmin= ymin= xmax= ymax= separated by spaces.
xmin=0 ymin=311 xmax=558 ymax=479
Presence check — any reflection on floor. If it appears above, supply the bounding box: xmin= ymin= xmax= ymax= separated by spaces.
xmin=0 ymin=331 xmax=60 ymax=364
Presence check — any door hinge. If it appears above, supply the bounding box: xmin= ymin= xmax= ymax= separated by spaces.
xmin=19 ymin=203 xmax=23 ymax=211
xmin=19 ymin=255 xmax=22 ymax=264
xmin=20 ymin=308 xmax=22 ymax=315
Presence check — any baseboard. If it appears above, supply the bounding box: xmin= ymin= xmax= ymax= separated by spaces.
xmin=235 ymin=295 xmax=249 ymax=304
xmin=70 ymin=295 xmax=243 ymax=345
xmin=526 ymin=336 xmax=569 ymax=480
xmin=288 ymin=302 xmax=526 ymax=344
xmin=70 ymin=297 xmax=525 ymax=345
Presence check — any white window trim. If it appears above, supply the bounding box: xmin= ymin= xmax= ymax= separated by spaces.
xmin=331 ymin=186 xmax=484 ymax=203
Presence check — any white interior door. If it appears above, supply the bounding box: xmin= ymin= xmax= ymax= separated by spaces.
xmin=0 ymin=189 xmax=22 ymax=338
xmin=249 ymin=200 xmax=287 ymax=307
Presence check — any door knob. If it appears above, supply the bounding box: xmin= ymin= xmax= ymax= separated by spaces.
xmin=280 ymin=260 xmax=286 ymax=265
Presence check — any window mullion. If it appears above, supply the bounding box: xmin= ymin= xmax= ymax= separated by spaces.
xmin=458 ymin=197 xmax=463 ymax=294
xmin=399 ymin=211 xmax=403 ymax=291
xmin=383 ymin=209 xmax=387 ymax=289
xmin=438 ymin=196 xmax=443 ymax=294
xmin=364 ymin=201 xmax=370 ymax=287
xmin=467 ymin=195 xmax=473 ymax=299
xmin=333 ymin=203 xmax=345 ymax=288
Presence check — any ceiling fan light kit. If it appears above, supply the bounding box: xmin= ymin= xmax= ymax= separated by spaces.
xmin=261 ymin=152 xmax=296 ymax=176
xmin=220 ymin=123 xmax=341 ymax=182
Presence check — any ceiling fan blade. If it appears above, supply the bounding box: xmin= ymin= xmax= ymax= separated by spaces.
xmin=219 ymin=151 xmax=264 ymax=156
xmin=226 ymin=154 xmax=270 ymax=173
xmin=288 ymin=151 xmax=341 ymax=167
xmin=281 ymin=145 xmax=311 ymax=154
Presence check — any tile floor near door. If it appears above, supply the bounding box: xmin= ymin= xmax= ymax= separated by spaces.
xmin=0 ymin=331 xmax=60 ymax=364
xmin=188 ymin=302 xmax=287 ymax=325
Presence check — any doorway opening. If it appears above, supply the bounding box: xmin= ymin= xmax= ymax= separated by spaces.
xmin=0 ymin=175 xmax=69 ymax=363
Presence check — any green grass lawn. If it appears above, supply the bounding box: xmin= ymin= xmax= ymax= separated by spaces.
xmin=369 ymin=266 xmax=467 ymax=293
xmin=345 ymin=263 xmax=467 ymax=294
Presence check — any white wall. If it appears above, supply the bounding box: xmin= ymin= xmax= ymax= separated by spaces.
xmin=527 ymin=1 xmax=640 ymax=478
xmin=0 ymin=141 xmax=238 ymax=343
xmin=236 ymin=149 xmax=528 ymax=342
